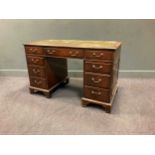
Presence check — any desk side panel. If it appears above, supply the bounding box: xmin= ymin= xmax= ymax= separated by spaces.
xmin=45 ymin=57 xmax=68 ymax=88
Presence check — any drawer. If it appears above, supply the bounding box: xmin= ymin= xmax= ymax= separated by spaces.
xmin=44 ymin=48 xmax=83 ymax=58
xmin=30 ymin=77 xmax=48 ymax=89
xmin=44 ymin=48 xmax=61 ymax=57
xmin=28 ymin=66 xmax=46 ymax=78
xmin=84 ymin=73 xmax=111 ymax=88
xmin=25 ymin=46 xmax=44 ymax=55
xmin=85 ymin=49 xmax=114 ymax=60
xmin=27 ymin=56 xmax=45 ymax=66
xmin=84 ymin=86 xmax=110 ymax=102
xmin=84 ymin=61 xmax=113 ymax=74
xmin=65 ymin=48 xmax=83 ymax=58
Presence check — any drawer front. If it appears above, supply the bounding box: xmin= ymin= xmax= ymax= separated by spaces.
xmin=84 ymin=61 xmax=113 ymax=74
xmin=30 ymin=77 xmax=48 ymax=89
xmin=84 ymin=86 xmax=110 ymax=102
xmin=25 ymin=46 xmax=44 ymax=55
xmin=28 ymin=66 xmax=46 ymax=78
xmin=45 ymin=48 xmax=83 ymax=58
xmin=85 ymin=50 xmax=114 ymax=60
xmin=65 ymin=49 xmax=83 ymax=58
xmin=44 ymin=48 xmax=61 ymax=57
xmin=84 ymin=73 xmax=111 ymax=88
xmin=27 ymin=56 xmax=45 ymax=66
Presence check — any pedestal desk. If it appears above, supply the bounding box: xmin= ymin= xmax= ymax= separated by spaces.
xmin=24 ymin=40 xmax=121 ymax=113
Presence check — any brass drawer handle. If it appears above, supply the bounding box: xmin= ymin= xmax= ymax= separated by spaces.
xmin=29 ymin=48 xmax=37 ymax=53
xmin=92 ymin=52 xmax=104 ymax=58
xmin=32 ymin=68 xmax=40 ymax=74
xmin=91 ymin=90 xmax=101 ymax=95
xmin=31 ymin=58 xmax=39 ymax=63
xmin=29 ymin=48 xmax=34 ymax=51
xmin=91 ymin=77 xmax=102 ymax=83
xmin=92 ymin=64 xmax=103 ymax=69
xmin=46 ymin=49 xmax=56 ymax=55
xmin=69 ymin=51 xmax=79 ymax=56
xmin=34 ymin=80 xmax=42 ymax=85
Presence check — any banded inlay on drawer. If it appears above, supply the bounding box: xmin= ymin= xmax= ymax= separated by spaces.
xmin=84 ymin=61 xmax=113 ymax=74
xmin=30 ymin=77 xmax=48 ymax=89
xmin=28 ymin=66 xmax=46 ymax=78
xmin=85 ymin=49 xmax=114 ymax=60
xmin=25 ymin=46 xmax=44 ymax=55
xmin=84 ymin=86 xmax=110 ymax=102
xmin=84 ymin=73 xmax=111 ymax=88
xmin=27 ymin=56 xmax=45 ymax=66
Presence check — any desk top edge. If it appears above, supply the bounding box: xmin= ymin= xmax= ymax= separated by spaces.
xmin=24 ymin=39 xmax=122 ymax=50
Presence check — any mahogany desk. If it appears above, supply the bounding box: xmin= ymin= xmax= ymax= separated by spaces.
xmin=24 ymin=40 xmax=121 ymax=113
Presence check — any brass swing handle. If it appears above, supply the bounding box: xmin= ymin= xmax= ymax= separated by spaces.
xmin=29 ymin=48 xmax=38 ymax=53
xmin=31 ymin=58 xmax=39 ymax=63
xmin=46 ymin=49 xmax=56 ymax=55
xmin=91 ymin=90 xmax=102 ymax=95
xmin=69 ymin=51 xmax=79 ymax=57
xmin=34 ymin=80 xmax=42 ymax=85
xmin=32 ymin=68 xmax=40 ymax=74
xmin=91 ymin=77 xmax=102 ymax=83
xmin=92 ymin=64 xmax=103 ymax=69
xmin=92 ymin=52 xmax=104 ymax=58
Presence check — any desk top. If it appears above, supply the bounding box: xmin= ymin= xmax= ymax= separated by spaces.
xmin=25 ymin=40 xmax=121 ymax=50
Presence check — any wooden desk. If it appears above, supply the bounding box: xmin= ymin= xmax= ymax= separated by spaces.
xmin=24 ymin=40 xmax=121 ymax=113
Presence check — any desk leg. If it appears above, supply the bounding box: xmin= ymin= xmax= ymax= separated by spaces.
xmin=81 ymin=99 xmax=89 ymax=107
xmin=29 ymin=87 xmax=51 ymax=98
xmin=43 ymin=92 xmax=52 ymax=98
xmin=63 ymin=77 xmax=69 ymax=85
xmin=81 ymin=98 xmax=112 ymax=113
xmin=104 ymin=106 xmax=111 ymax=113
xmin=29 ymin=88 xmax=36 ymax=94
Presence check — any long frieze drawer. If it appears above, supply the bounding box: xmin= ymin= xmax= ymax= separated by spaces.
xmin=85 ymin=49 xmax=114 ymax=60
xmin=44 ymin=48 xmax=61 ymax=57
xmin=44 ymin=48 xmax=83 ymax=58
xmin=84 ymin=61 xmax=113 ymax=74
xmin=84 ymin=86 xmax=110 ymax=102
xmin=25 ymin=46 xmax=44 ymax=55
xmin=65 ymin=48 xmax=83 ymax=58
xmin=84 ymin=73 xmax=111 ymax=88
xmin=27 ymin=56 xmax=45 ymax=66
xmin=28 ymin=66 xmax=46 ymax=78
xmin=30 ymin=77 xmax=48 ymax=89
